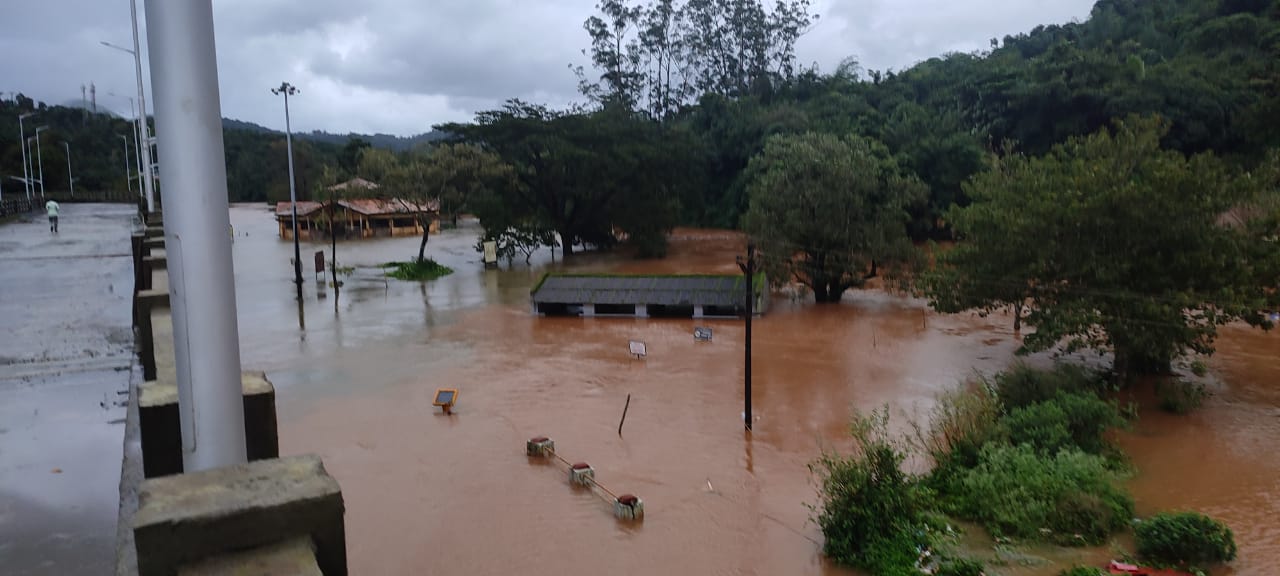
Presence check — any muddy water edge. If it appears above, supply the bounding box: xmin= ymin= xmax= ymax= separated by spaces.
xmin=225 ymin=208 xmax=1278 ymax=575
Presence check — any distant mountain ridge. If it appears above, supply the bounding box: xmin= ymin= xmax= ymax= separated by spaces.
xmin=220 ymin=118 xmax=446 ymax=151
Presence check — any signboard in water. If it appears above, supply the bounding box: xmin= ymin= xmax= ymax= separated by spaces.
xmin=482 ymin=241 xmax=498 ymax=265
xmin=694 ymin=327 xmax=713 ymax=342
xmin=433 ymin=388 xmax=458 ymax=406
xmin=629 ymin=341 xmax=647 ymax=358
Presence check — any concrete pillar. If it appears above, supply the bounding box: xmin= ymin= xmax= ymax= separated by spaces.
xmin=583 ymin=303 xmax=595 ymax=317
xmin=132 ymin=454 xmax=346 ymax=576
xmin=693 ymin=305 xmax=704 ymax=319
xmin=636 ymin=304 xmax=648 ymax=318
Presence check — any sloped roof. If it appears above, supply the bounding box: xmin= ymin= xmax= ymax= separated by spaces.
xmin=337 ymin=198 xmax=439 ymax=215
xmin=274 ymin=201 xmax=325 ymax=217
xmin=531 ymin=274 xmax=754 ymax=307
xmin=327 ymin=177 xmax=380 ymax=191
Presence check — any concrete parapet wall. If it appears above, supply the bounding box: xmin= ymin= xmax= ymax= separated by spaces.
xmin=139 ymin=372 xmax=279 ymax=478
xmin=177 ymin=537 xmax=323 ymax=576
xmin=133 ymin=455 xmax=346 ymax=576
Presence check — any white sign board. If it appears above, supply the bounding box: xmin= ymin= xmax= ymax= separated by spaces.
xmin=694 ymin=327 xmax=713 ymax=342
xmin=628 ymin=340 xmax=647 ymax=358
xmin=482 ymin=241 xmax=498 ymax=264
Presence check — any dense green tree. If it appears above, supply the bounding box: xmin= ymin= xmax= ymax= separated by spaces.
xmin=743 ymin=133 xmax=926 ymax=302
xmin=926 ymin=117 xmax=1280 ymax=375
xmin=442 ymin=101 xmax=689 ymax=257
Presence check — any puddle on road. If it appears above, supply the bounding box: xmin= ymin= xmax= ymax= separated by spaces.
xmin=223 ymin=208 xmax=1279 ymax=575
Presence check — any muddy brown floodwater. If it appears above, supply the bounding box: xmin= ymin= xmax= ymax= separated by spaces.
xmin=223 ymin=206 xmax=1278 ymax=575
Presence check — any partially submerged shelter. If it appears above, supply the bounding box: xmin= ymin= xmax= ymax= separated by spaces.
xmin=530 ymin=274 xmax=767 ymax=318
xmin=275 ymin=177 xmax=440 ymax=240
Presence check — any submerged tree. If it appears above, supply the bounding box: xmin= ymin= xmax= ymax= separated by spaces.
xmin=743 ymin=132 xmax=926 ymax=302
xmin=926 ymin=117 xmax=1280 ymax=375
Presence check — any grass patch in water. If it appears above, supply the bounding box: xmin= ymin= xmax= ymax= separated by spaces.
xmin=383 ymin=259 xmax=454 ymax=281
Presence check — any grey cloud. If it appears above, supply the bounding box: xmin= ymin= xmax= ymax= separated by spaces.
xmin=3 ymin=0 xmax=1095 ymax=136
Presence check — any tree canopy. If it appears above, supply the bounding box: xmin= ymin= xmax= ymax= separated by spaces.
xmin=926 ymin=117 xmax=1280 ymax=374
xmin=743 ymin=133 xmax=926 ymax=302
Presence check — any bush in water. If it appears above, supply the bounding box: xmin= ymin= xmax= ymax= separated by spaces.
xmin=1001 ymin=392 xmax=1123 ymax=456
xmin=1135 ymin=511 xmax=1236 ymax=568
xmin=1059 ymin=567 xmax=1106 ymax=576
xmin=810 ymin=408 xmax=934 ymax=575
xmin=938 ymin=444 xmax=1133 ymax=545
xmin=994 ymin=363 xmax=1105 ymax=410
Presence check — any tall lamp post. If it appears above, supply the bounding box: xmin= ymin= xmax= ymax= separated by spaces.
xmin=102 ymin=34 xmax=155 ymax=212
xmin=110 ymin=92 xmax=145 ymax=187
xmin=272 ymin=82 xmax=303 ymax=300
xmin=62 ymin=142 xmax=74 ymax=197
xmin=117 ymin=134 xmax=133 ymax=193
xmin=18 ymin=112 xmax=36 ymax=202
xmin=34 ymin=126 xmax=48 ymax=199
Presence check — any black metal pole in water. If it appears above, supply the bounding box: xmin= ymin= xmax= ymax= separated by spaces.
xmin=618 ymin=393 xmax=631 ymax=436
xmin=739 ymin=242 xmax=756 ymax=431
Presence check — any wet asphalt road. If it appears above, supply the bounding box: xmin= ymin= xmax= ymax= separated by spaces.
xmin=0 ymin=204 xmax=137 ymax=575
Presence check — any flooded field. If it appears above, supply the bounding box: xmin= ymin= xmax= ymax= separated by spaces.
xmin=172 ymin=206 xmax=1280 ymax=574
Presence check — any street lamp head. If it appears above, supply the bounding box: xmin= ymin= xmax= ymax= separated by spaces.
xmin=100 ymin=40 xmax=136 ymax=55
xmin=19 ymin=112 xmax=37 ymax=120
xmin=35 ymin=126 xmax=49 ymax=134
xmin=271 ymin=82 xmax=299 ymax=96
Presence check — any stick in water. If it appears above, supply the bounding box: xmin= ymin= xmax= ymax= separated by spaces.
xmin=618 ymin=393 xmax=631 ymax=436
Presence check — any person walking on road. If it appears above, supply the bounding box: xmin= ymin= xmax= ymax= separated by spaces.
xmin=45 ymin=199 xmax=60 ymax=233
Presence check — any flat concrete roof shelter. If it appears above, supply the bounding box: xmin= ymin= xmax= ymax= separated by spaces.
xmin=531 ymin=274 xmax=767 ymax=318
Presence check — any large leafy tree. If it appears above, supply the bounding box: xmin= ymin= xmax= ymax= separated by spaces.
xmin=926 ymin=117 xmax=1280 ymax=375
xmin=743 ymin=132 xmax=926 ymax=303
xmin=442 ymin=101 xmax=688 ymax=257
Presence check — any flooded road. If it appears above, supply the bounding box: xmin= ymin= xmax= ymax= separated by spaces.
xmin=0 ymin=204 xmax=135 ymax=575
xmin=194 ymin=206 xmax=1280 ymax=574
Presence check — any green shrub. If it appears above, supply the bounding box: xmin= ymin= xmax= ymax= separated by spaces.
xmin=920 ymin=386 xmax=1005 ymax=478
xmin=994 ymin=364 xmax=1105 ymax=410
xmin=1135 ymin=512 xmax=1236 ymax=567
xmin=939 ymin=444 xmax=1133 ymax=545
xmin=1188 ymin=360 xmax=1208 ymax=377
xmin=383 ymin=259 xmax=454 ymax=281
xmin=1002 ymin=392 xmax=1123 ymax=455
xmin=1156 ymin=381 xmax=1207 ymax=414
xmin=1059 ymin=567 xmax=1106 ymax=576
xmin=811 ymin=409 xmax=931 ymax=574
xmin=935 ymin=558 xmax=986 ymax=576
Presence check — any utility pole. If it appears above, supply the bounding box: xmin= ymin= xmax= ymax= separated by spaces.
xmin=118 ymin=134 xmax=133 ymax=193
xmin=272 ymin=82 xmax=303 ymax=301
xmin=62 ymin=142 xmax=74 ymax=196
xmin=737 ymin=241 xmax=758 ymax=431
xmin=34 ymin=126 xmax=48 ymax=199
xmin=18 ymin=112 xmax=35 ymax=202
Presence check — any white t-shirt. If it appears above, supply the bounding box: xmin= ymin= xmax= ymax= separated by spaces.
xmin=46 ymin=201 xmax=60 ymax=217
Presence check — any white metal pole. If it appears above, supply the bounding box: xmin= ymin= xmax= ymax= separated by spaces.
xmin=18 ymin=113 xmax=32 ymax=202
xmin=118 ymin=134 xmax=132 ymax=193
xmin=145 ymin=0 xmax=247 ymax=470
xmin=35 ymin=128 xmax=47 ymax=199
xmin=63 ymin=142 xmax=74 ymax=196
xmin=131 ymin=0 xmax=155 ymax=212
xmin=130 ymin=98 xmax=144 ymax=192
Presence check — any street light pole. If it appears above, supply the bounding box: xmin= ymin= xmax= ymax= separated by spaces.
xmin=111 ymin=92 xmax=145 ymax=190
xmin=34 ymin=126 xmax=48 ymax=199
xmin=101 ymin=29 xmax=155 ymax=212
xmin=62 ymin=142 xmax=74 ymax=196
xmin=118 ymin=134 xmax=133 ymax=193
xmin=145 ymin=0 xmax=247 ymax=470
xmin=272 ymin=82 xmax=303 ymax=300
xmin=18 ymin=112 xmax=35 ymax=202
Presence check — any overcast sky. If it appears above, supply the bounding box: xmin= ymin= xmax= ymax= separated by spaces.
xmin=1 ymin=0 xmax=1095 ymax=136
